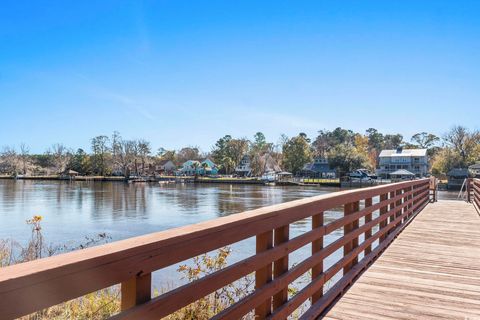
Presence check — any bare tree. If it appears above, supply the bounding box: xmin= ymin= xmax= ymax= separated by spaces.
xmin=443 ymin=126 xmax=479 ymax=166
xmin=19 ymin=143 xmax=30 ymax=175
xmin=50 ymin=143 xmax=72 ymax=174
xmin=0 ymin=146 xmax=19 ymax=175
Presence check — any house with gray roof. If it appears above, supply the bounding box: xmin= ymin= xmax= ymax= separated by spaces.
xmin=301 ymin=157 xmax=336 ymax=178
xmin=376 ymin=147 xmax=429 ymax=178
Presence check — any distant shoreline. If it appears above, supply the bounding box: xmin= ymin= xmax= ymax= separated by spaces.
xmin=0 ymin=175 xmax=343 ymax=187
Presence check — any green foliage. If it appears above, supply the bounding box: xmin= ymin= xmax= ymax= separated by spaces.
xmin=68 ymin=149 xmax=91 ymax=175
xmin=282 ymin=133 xmax=313 ymax=174
xmin=328 ymin=144 xmax=369 ymax=175
xmin=212 ymin=135 xmax=249 ymax=174
xmin=91 ymin=135 xmax=111 ymax=176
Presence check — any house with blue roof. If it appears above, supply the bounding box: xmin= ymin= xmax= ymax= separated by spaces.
xmin=179 ymin=158 xmax=218 ymax=176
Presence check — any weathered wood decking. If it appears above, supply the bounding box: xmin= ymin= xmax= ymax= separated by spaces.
xmin=324 ymin=200 xmax=480 ymax=320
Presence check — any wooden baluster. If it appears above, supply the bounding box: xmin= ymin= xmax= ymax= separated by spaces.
xmin=273 ymin=225 xmax=289 ymax=311
xmin=412 ymin=183 xmax=418 ymax=209
xmin=121 ymin=272 xmax=152 ymax=311
xmin=389 ymin=191 xmax=395 ymax=227
xmin=407 ymin=185 xmax=414 ymax=218
xmin=255 ymin=230 xmax=273 ymax=319
xmin=379 ymin=193 xmax=388 ymax=242
xmin=395 ymin=189 xmax=402 ymax=228
xmin=343 ymin=201 xmax=359 ymax=274
xmin=312 ymin=212 xmax=324 ymax=304
xmin=364 ymin=198 xmax=373 ymax=255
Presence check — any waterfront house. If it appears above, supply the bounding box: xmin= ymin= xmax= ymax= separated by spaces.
xmin=301 ymin=157 xmax=336 ymax=178
xmin=179 ymin=159 xmax=218 ymax=176
xmin=235 ymin=155 xmax=252 ymax=176
xmin=446 ymin=168 xmax=469 ymax=190
xmin=198 ymin=158 xmax=219 ymax=175
xmin=156 ymin=160 xmax=176 ymax=175
xmin=179 ymin=160 xmax=201 ymax=175
xmin=376 ymin=147 xmax=429 ymax=178
xmin=469 ymin=163 xmax=480 ymax=178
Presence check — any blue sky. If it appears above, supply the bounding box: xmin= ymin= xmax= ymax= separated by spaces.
xmin=1 ymin=1 xmax=479 ymax=153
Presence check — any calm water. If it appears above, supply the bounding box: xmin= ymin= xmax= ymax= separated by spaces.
xmin=0 ymin=180 xmax=457 ymax=288
xmin=0 ymin=180 xmax=342 ymax=244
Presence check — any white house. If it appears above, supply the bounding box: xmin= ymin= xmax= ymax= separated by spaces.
xmin=235 ymin=155 xmax=252 ymax=176
xmin=376 ymin=147 xmax=429 ymax=178
xmin=156 ymin=160 xmax=176 ymax=174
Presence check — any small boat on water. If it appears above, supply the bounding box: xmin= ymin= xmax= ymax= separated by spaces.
xmin=128 ymin=177 xmax=147 ymax=183
xmin=158 ymin=180 xmax=175 ymax=185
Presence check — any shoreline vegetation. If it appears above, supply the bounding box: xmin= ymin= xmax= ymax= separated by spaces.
xmin=1 ymin=127 xmax=479 ymax=184
xmin=1 ymin=216 xmax=314 ymax=320
xmin=0 ymin=174 xmax=343 ymax=187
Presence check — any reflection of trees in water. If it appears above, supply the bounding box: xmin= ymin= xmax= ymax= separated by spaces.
xmin=1 ymin=181 xmax=349 ymax=236
xmin=0 ymin=180 xmax=20 ymax=214
xmin=155 ymin=184 xmax=202 ymax=212
xmin=95 ymin=182 xmax=148 ymax=219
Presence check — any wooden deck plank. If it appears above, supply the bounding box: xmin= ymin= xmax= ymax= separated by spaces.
xmin=323 ymin=200 xmax=480 ymax=320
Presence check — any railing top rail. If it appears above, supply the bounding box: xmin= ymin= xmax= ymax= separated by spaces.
xmin=0 ymin=178 xmax=430 ymax=319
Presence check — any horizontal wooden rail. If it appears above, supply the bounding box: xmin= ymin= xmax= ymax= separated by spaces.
xmin=0 ymin=179 xmax=432 ymax=320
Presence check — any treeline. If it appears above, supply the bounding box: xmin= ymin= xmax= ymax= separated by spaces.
xmin=0 ymin=126 xmax=478 ymax=177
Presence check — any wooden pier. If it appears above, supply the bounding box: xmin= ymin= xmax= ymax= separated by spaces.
xmin=0 ymin=178 xmax=479 ymax=319
xmin=324 ymin=199 xmax=480 ymax=319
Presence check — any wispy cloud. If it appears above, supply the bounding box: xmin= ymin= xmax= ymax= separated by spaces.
xmin=76 ymin=73 xmax=156 ymax=121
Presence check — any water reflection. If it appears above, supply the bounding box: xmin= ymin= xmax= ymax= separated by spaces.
xmin=0 ymin=180 xmax=340 ymax=245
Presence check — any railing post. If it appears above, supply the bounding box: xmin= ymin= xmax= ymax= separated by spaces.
xmin=343 ymin=201 xmax=359 ymax=274
xmin=273 ymin=225 xmax=289 ymax=310
xmin=379 ymin=193 xmax=388 ymax=243
xmin=312 ymin=212 xmax=324 ymax=303
xmin=364 ymin=198 xmax=373 ymax=255
xmin=255 ymin=230 xmax=273 ymax=319
xmin=121 ymin=272 xmax=152 ymax=311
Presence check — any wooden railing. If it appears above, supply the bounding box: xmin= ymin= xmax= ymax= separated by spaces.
xmin=470 ymin=178 xmax=480 ymax=212
xmin=0 ymin=179 xmax=432 ymax=320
